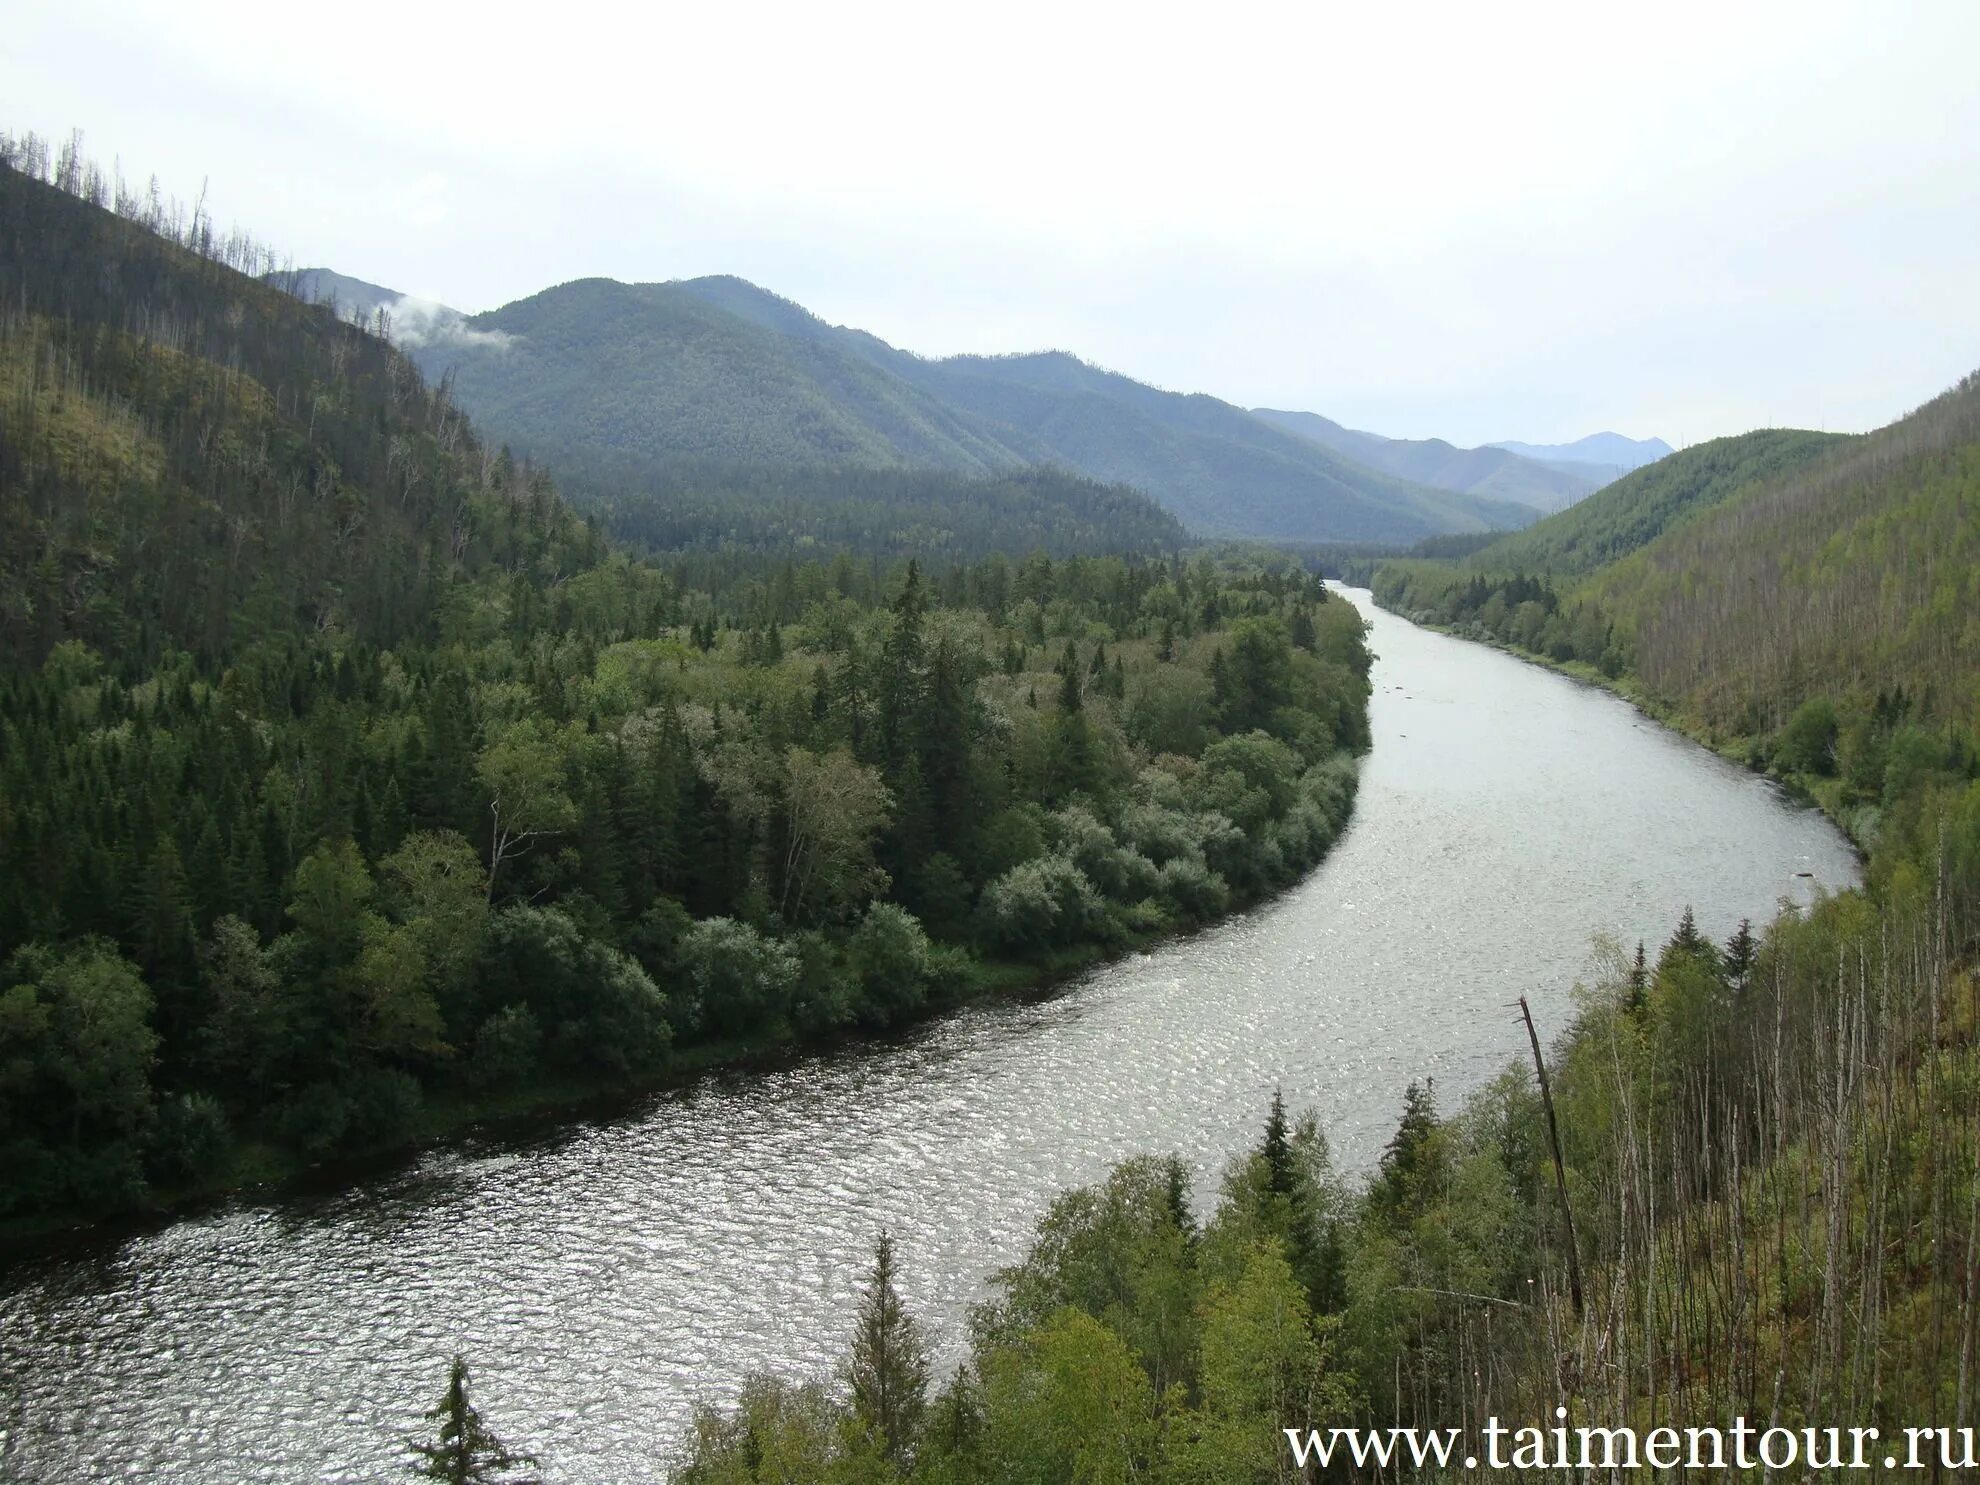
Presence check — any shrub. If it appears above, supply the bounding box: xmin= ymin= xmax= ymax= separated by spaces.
xmin=678 ymin=917 xmax=801 ymax=1038
xmin=980 ymin=856 xmax=1104 ymax=953
xmin=849 ymin=903 xmax=936 ymax=1025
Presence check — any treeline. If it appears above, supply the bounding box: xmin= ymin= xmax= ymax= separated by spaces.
xmin=526 ymin=443 xmax=1194 ymax=563
xmin=1372 ymin=562 xmax=1624 ymax=675
xmin=0 ymin=150 xmax=1374 ymax=1226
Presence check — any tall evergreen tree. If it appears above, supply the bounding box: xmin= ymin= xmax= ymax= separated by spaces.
xmin=844 ymin=1231 xmax=930 ymax=1466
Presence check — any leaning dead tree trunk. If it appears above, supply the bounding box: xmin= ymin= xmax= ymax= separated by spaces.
xmin=1521 ymin=995 xmax=1585 ymax=1319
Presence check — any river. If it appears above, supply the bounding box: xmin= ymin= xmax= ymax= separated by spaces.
xmin=0 ymin=589 xmax=1860 ymax=1483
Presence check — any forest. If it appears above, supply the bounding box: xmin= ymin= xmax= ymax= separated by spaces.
xmin=0 ymin=138 xmax=1373 ymax=1230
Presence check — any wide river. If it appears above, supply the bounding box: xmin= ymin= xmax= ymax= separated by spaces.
xmin=0 ymin=590 xmax=1859 ymax=1484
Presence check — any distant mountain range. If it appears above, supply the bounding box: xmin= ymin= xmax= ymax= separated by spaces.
xmin=288 ymin=268 xmax=1665 ymax=545
xmin=1484 ymin=432 xmax=1674 ymax=486
xmin=1249 ymin=408 xmax=1601 ymax=513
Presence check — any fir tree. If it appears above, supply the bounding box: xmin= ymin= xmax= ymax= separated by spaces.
xmin=1723 ymin=917 xmax=1757 ymax=994
xmin=1057 ymin=641 xmax=1083 ymax=714
xmin=844 ymin=1231 xmax=929 ymax=1466
xmin=407 ymin=1355 xmax=537 ymax=1484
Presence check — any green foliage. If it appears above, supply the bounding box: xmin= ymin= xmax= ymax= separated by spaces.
xmin=844 ymin=1232 xmax=931 ymax=1466
xmin=1461 ymin=428 xmax=1850 ymax=576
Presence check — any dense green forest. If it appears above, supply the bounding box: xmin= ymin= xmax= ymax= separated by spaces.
xmin=512 ymin=446 xmax=1193 ymax=562
xmin=0 ymin=142 xmax=1373 ymax=1229
xmin=336 ymin=267 xmax=1536 ymax=545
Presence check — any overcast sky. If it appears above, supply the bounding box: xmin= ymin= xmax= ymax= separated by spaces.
xmin=7 ymin=0 xmax=1978 ymax=446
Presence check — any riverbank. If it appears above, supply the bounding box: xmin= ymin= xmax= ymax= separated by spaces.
xmin=1364 ymin=594 xmax=1872 ymax=858
xmin=0 ymin=768 xmax=1361 ymax=1260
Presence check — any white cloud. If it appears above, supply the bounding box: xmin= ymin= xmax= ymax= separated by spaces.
xmin=382 ymin=296 xmax=515 ymax=353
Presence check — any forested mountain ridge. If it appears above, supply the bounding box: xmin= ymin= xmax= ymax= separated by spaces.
xmin=286 ymin=269 xmax=1192 ymax=561
xmin=1458 ymin=425 xmax=1854 ymax=576
xmin=0 ymin=145 xmax=1375 ymax=1233
xmin=1589 ymin=375 xmax=1979 ymax=737
xmin=1250 ymin=405 xmax=1601 ymax=512
xmin=0 ymin=154 xmax=582 ymax=669
xmin=1374 ymin=374 xmax=1978 ymax=750
xmin=315 ymin=265 xmax=1536 ymax=545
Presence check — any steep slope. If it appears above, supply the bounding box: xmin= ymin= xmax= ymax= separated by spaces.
xmin=399 ymin=272 xmax=1533 ymax=544
xmin=1250 ymin=406 xmax=1599 ymax=512
xmin=1464 ymin=427 xmax=1852 ymax=576
xmin=1589 ymin=377 xmax=1980 ymax=731
xmin=0 ymin=166 xmax=585 ymax=666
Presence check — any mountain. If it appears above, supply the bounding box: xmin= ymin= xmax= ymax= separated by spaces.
xmin=1486 ymin=431 xmax=1673 ymax=484
xmin=339 ymin=270 xmax=1535 ymax=545
xmin=1249 ymin=407 xmax=1600 ymax=512
xmin=1461 ymin=427 xmax=1852 ymax=576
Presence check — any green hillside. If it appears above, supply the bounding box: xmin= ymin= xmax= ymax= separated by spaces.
xmin=1463 ymin=426 xmax=1853 ymax=576
xmin=1372 ymin=369 xmax=1980 ymax=823
xmin=460 ymin=277 xmax=1041 ymax=475
xmin=404 ymin=272 xmax=1533 ymax=545
xmin=1590 ymin=378 xmax=1979 ymax=736
xmin=1251 ymin=405 xmax=1599 ymax=511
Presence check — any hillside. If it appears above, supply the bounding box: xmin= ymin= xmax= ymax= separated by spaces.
xmin=1250 ymin=405 xmax=1599 ymax=511
xmin=0 ymin=166 xmax=581 ymax=667
xmin=1463 ymin=426 xmax=1853 ymax=576
xmin=1591 ymin=378 xmax=1980 ymax=734
xmin=374 ymin=271 xmax=1534 ymax=545
xmin=1374 ymin=368 xmax=1980 ymax=771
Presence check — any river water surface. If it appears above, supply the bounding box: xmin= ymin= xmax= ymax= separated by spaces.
xmin=0 ymin=590 xmax=1860 ymax=1483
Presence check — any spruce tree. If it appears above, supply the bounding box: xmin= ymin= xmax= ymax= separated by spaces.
xmin=844 ymin=1231 xmax=930 ymax=1466
xmin=407 ymin=1355 xmax=537 ymax=1484
xmin=1057 ymin=641 xmax=1083 ymax=713
xmin=1723 ymin=918 xmax=1757 ymax=994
